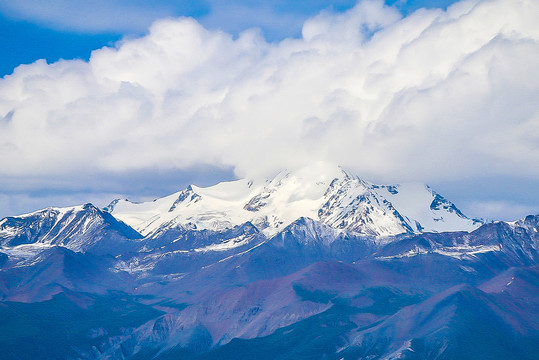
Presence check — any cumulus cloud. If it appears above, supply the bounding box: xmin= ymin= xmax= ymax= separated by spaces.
xmin=0 ymin=0 xmax=538 ymax=198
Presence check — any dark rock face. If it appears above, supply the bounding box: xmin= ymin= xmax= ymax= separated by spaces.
xmin=0 ymin=208 xmax=538 ymax=359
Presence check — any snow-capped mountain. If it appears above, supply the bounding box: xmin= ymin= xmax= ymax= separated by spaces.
xmin=107 ymin=162 xmax=480 ymax=237
xmin=0 ymin=203 xmax=141 ymax=255
xmin=0 ymin=164 xmax=537 ymax=360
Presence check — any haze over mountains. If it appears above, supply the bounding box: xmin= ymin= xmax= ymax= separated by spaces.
xmin=0 ymin=163 xmax=537 ymax=359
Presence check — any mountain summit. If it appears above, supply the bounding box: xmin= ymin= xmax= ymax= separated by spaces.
xmin=107 ymin=162 xmax=480 ymax=237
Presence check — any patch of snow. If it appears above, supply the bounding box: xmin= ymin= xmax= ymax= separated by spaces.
xmin=381 ymin=340 xmax=414 ymax=359
xmin=377 ymin=244 xmax=501 ymax=260
xmin=194 ymin=234 xmax=253 ymax=252
xmin=433 ymin=244 xmax=501 ymax=258
xmin=1 ymin=243 xmax=53 ymax=259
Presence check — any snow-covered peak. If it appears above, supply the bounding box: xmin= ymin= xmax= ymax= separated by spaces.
xmin=107 ymin=163 xmax=481 ymax=237
xmin=0 ymin=203 xmax=141 ymax=253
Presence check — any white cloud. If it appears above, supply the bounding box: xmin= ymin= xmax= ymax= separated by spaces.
xmin=0 ymin=0 xmax=538 ymax=198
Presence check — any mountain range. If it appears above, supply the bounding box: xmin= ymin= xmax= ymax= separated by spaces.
xmin=0 ymin=163 xmax=537 ymax=359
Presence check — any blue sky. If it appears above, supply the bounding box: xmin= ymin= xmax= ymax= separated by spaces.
xmin=0 ymin=0 xmax=537 ymax=221
xmin=0 ymin=0 xmax=458 ymax=77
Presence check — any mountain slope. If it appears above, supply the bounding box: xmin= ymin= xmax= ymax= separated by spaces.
xmin=0 ymin=291 xmax=163 ymax=360
xmin=342 ymin=284 xmax=539 ymax=360
xmin=0 ymin=246 xmax=134 ymax=302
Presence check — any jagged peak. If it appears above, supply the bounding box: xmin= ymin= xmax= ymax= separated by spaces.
xmin=169 ymin=185 xmax=202 ymax=212
xmin=103 ymin=198 xmax=122 ymax=213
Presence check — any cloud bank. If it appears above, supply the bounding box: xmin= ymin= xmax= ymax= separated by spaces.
xmin=0 ymin=0 xmax=538 ymax=216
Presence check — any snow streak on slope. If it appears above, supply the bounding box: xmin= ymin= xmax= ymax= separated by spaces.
xmin=107 ymin=163 xmax=480 ymax=237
